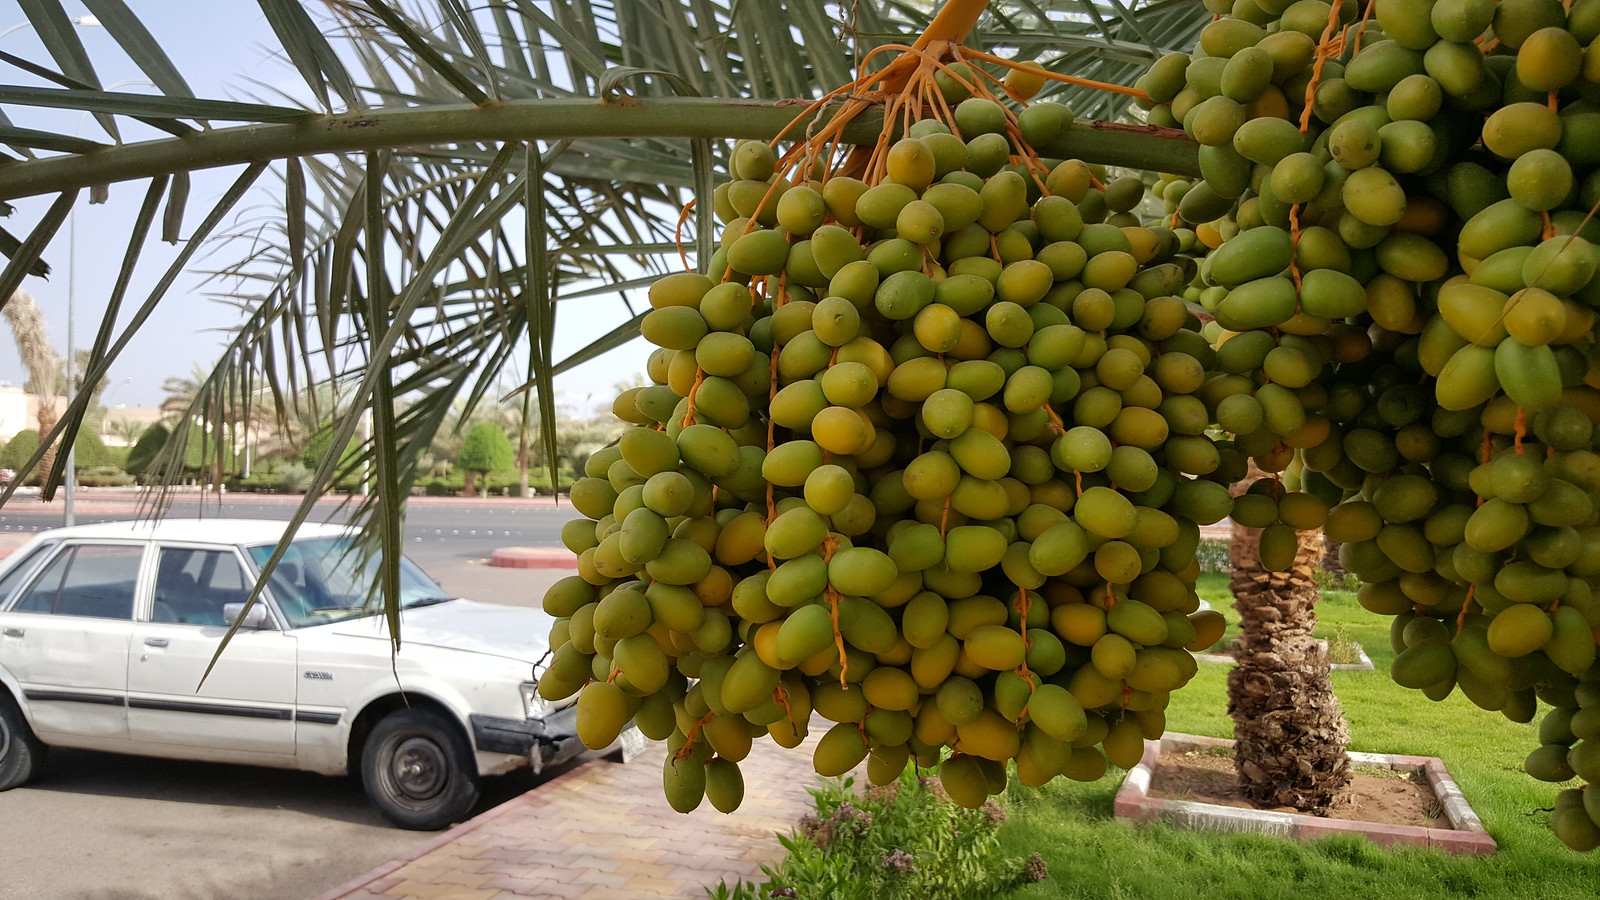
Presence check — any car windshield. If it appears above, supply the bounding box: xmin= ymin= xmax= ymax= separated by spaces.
xmin=246 ymin=537 xmax=454 ymax=628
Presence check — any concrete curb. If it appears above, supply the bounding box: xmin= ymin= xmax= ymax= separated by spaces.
xmin=1112 ymin=732 xmax=1497 ymax=855
xmin=490 ymin=547 xmax=580 ymax=569
xmin=1193 ymin=643 xmax=1375 ymax=671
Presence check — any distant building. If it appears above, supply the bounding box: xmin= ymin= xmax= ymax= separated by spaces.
xmin=100 ymin=405 xmax=164 ymax=447
xmin=0 ymin=384 xmax=26 ymax=440
xmin=0 ymin=383 xmax=161 ymax=447
xmin=0 ymin=384 xmax=67 ymax=442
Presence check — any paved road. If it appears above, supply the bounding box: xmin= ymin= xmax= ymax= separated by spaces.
xmin=0 ymin=489 xmax=580 ymax=558
xmin=0 ymin=493 xmax=599 ymax=900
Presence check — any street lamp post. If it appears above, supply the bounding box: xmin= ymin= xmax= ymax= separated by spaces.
xmin=64 ymin=208 xmax=74 ymax=525
xmin=0 ymin=16 xmax=99 ymax=42
xmin=4 ymin=14 xmax=106 ymax=525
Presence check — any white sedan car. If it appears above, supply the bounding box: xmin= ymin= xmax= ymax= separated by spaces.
xmin=0 ymin=518 xmax=622 ymax=830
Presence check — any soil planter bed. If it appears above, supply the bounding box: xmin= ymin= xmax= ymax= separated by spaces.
xmin=1113 ymin=733 xmax=1497 ymax=855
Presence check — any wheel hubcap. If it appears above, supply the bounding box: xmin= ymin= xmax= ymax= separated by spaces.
xmin=389 ymin=736 xmax=447 ymax=801
xmin=0 ymin=717 xmax=10 ymax=762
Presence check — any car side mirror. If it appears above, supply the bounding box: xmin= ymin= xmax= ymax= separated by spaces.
xmin=223 ymin=602 xmax=273 ymax=630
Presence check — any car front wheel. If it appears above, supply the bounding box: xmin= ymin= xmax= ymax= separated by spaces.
xmin=361 ymin=709 xmax=481 ymax=830
xmin=0 ymin=691 xmax=47 ymax=790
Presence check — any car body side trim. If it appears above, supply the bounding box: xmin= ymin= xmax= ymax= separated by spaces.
xmin=294 ymin=711 xmax=341 ymax=725
xmin=127 ymin=698 xmax=293 ymax=720
xmin=24 ymin=689 xmax=124 ymax=707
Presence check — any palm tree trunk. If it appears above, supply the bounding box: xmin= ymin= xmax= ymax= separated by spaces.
xmin=4 ymin=289 xmax=63 ymax=488
xmin=34 ymin=407 xmax=58 ymax=488
xmin=1227 ymin=521 xmax=1353 ymax=813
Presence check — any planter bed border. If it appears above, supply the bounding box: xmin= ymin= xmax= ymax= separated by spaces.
xmin=1112 ymin=732 xmax=1497 ymax=855
xmin=1193 ymin=642 xmax=1375 ymax=672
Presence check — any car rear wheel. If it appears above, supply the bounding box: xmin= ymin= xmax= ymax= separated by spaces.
xmin=361 ymin=708 xmax=480 ymax=830
xmin=0 ymin=691 xmax=47 ymax=790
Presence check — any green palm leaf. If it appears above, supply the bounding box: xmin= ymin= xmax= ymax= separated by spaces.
xmin=0 ymin=0 xmax=1202 ymax=635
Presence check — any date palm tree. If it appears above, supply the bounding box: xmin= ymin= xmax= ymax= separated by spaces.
xmin=158 ymin=364 xmax=209 ymax=424
xmin=2 ymin=288 xmax=63 ymax=484
xmin=106 ymin=416 xmax=145 ymax=448
xmin=0 ymin=0 xmax=1207 ymax=619
xmin=1228 ymin=484 xmax=1353 ymax=814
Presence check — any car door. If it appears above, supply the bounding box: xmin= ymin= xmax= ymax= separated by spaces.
xmin=125 ymin=545 xmax=298 ymax=758
xmin=0 ymin=542 xmax=144 ymax=742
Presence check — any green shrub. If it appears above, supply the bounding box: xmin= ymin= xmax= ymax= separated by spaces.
xmin=76 ymin=467 xmax=134 ymax=487
xmin=1327 ymin=623 xmax=1361 ymax=666
xmin=125 ymin=423 xmax=168 ymax=477
xmin=0 ymin=429 xmax=40 ymax=472
xmin=0 ymin=430 xmax=113 ymax=476
xmin=180 ymin=427 xmax=237 ymax=471
xmin=228 ymin=471 xmax=285 ymax=493
xmin=419 ymin=466 xmax=562 ymax=497
xmin=302 ymin=425 xmax=360 ymax=470
xmin=276 ymin=462 xmax=313 ymax=493
xmin=718 ymin=768 xmax=1045 ymax=900
xmin=1314 ymin=565 xmax=1360 ymax=593
xmin=1195 ymin=536 xmax=1230 ymax=573
xmin=73 ymin=430 xmax=108 ymax=469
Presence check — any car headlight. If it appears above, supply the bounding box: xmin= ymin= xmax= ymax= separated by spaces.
xmin=520 ymin=681 xmax=554 ymax=719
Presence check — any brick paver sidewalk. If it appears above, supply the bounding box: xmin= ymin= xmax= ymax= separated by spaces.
xmin=318 ymin=729 xmax=835 ymax=900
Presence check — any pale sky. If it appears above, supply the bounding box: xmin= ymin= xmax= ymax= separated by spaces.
xmin=0 ymin=1 xmax=654 ymax=414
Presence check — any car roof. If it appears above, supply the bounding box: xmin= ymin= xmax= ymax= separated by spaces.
xmin=23 ymin=518 xmax=353 ymax=547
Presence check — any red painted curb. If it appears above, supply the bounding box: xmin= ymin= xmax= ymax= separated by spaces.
xmin=490 ymin=546 xmax=579 ymax=569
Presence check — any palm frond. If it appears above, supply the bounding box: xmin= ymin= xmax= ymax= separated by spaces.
xmin=0 ymin=0 xmax=1201 ymax=634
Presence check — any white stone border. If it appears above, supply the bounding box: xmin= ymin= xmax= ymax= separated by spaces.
xmin=1112 ymin=732 xmax=1497 ymax=855
xmin=1193 ymin=642 xmax=1375 ymax=672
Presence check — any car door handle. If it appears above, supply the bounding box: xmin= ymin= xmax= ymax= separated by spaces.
xmin=2 ymin=627 xmax=22 ymax=637
xmin=144 ymin=637 xmax=169 ymax=648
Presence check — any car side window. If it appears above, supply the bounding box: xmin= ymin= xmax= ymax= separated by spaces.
xmin=154 ymin=548 xmax=249 ymax=626
xmin=13 ymin=544 xmax=143 ymax=620
xmin=0 ymin=541 xmax=56 ymax=610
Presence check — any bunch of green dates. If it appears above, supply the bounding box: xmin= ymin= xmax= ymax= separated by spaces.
xmin=1331 ymin=399 xmax=1600 ymax=852
xmin=540 ymin=92 xmax=1248 ymax=816
xmin=1138 ymin=0 xmax=1600 ymax=851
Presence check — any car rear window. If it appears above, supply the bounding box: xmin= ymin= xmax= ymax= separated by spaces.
xmin=13 ymin=544 xmax=143 ymax=620
xmin=0 ymin=541 xmax=56 ymax=610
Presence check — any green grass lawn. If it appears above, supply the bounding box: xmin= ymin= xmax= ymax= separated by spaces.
xmin=994 ymin=573 xmax=1600 ymax=900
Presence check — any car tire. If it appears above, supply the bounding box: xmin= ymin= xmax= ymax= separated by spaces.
xmin=361 ymin=708 xmax=480 ymax=831
xmin=0 ymin=691 xmax=47 ymax=790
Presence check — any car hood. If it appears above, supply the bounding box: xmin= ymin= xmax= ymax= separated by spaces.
xmin=319 ymin=599 xmax=555 ymax=664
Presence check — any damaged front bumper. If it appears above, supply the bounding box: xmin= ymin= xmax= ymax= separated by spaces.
xmin=469 ymin=706 xmax=643 ymax=775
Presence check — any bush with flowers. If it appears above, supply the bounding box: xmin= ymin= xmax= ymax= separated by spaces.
xmin=711 ymin=765 xmax=1047 ymax=900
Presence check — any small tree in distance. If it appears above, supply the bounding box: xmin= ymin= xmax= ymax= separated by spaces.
xmin=124 ymin=423 xmax=169 ymax=479
xmin=302 ymin=424 xmax=361 ymax=485
xmin=458 ymin=421 xmax=513 ymax=497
